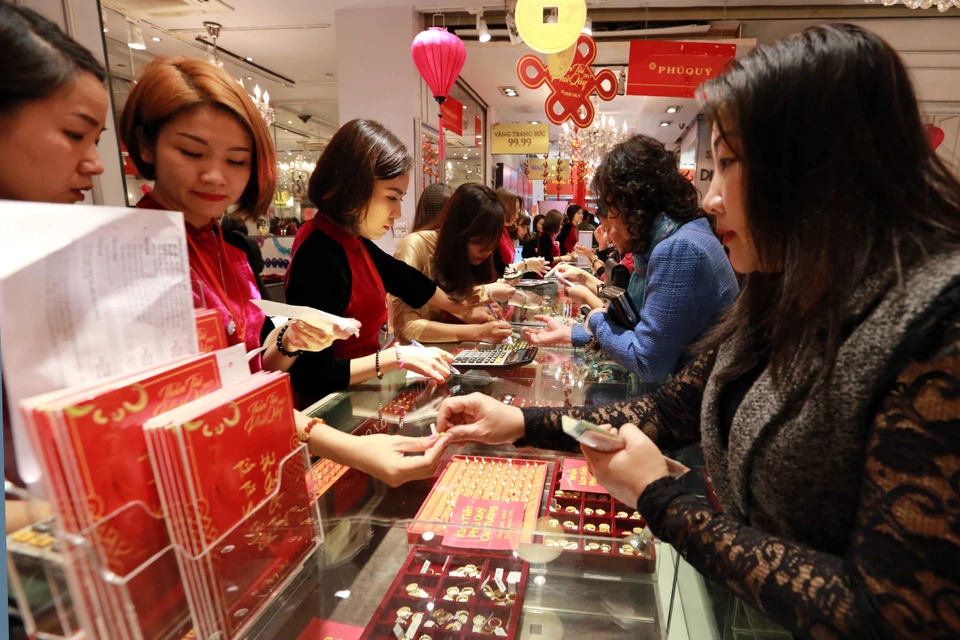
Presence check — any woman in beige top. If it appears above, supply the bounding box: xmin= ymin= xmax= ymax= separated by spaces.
xmin=392 ymin=184 xmax=515 ymax=344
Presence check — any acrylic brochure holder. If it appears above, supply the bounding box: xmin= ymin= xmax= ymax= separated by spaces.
xmin=10 ymin=440 xmax=323 ymax=640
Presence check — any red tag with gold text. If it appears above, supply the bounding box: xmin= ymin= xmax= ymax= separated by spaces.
xmin=441 ymin=496 xmax=524 ymax=551
xmin=559 ymin=458 xmax=608 ymax=494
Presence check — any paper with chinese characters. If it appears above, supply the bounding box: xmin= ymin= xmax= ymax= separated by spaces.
xmin=0 ymin=203 xmax=196 ymax=489
xmin=559 ymin=458 xmax=609 ymax=494
xmin=441 ymin=496 xmax=524 ymax=551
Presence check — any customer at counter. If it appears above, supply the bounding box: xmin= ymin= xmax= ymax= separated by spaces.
xmin=284 ymin=119 xmax=492 ymax=402
xmin=391 ymin=183 xmax=514 ymax=344
xmin=438 ymin=24 xmax=960 ymax=637
xmin=556 ymin=204 xmax=583 ymax=255
xmin=526 ymin=135 xmax=738 ymax=385
xmin=120 ymin=60 xmax=447 ymax=485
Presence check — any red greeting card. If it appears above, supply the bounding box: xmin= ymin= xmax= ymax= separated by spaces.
xmin=297 ymin=618 xmax=363 ymax=640
xmin=441 ymin=496 xmax=524 ymax=551
xmin=559 ymin=458 xmax=608 ymax=494
xmin=195 ymin=308 xmax=228 ymax=353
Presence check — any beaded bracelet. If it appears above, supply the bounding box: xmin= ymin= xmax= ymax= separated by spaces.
xmin=276 ymin=324 xmax=303 ymax=358
xmin=375 ymin=349 xmax=384 ymax=379
xmin=297 ymin=417 xmax=324 ymax=443
xmin=395 ymin=343 xmax=404 ymax=370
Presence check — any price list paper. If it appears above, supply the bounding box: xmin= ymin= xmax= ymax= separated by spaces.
xmin=442 ymin=496 xmax=524 ymax=551
xmin=559 ymin=458 xmax=609 ymax=494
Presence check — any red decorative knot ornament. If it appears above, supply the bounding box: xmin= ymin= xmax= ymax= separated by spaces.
xmin=411 ymin=27 xmax=466 ymax=160
xmin=517 ymin=34 xmax=617 ymax=128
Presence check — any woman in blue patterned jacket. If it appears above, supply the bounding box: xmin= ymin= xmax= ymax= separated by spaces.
xmin=525 ymin=134 xmax=739 ymax=386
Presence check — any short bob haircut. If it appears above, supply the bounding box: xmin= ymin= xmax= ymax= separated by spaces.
xmin=423 ymin=183 xmax=504 ymax=297
xmin=0 ymin=3 xmax=106 ymax=115
xmin=308 ymin=119 xmax=412 ymax=233
xmin=119 ymin=57 xmax=276 ymax=217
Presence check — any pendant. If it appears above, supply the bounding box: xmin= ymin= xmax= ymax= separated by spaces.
xmin=226 ymin=318 xmax=237 ymax=336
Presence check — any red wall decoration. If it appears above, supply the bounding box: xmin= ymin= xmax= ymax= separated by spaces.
xmin=441 ymin=96 xmax=464 ymax=136
xmin=627 ymin=40 xmax=736 ymax=99
xmin=517 ymin=34 xmax=617 ymax=128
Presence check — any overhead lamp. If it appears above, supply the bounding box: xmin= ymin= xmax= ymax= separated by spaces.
xmin=152 ymin=36 xmax=161 ymax=42
xmin=245 ymin=56 xmax=254 ymax=62
xmin=582 ymin=17 xmax=593 ymax=36
xmin=665 ymin=105 xmax=681 ymax=114
xmin=659 ymin=121 xmax=672 ymax=127
xmin=500 ymin=86 xmax=519 ymax=97
xmin=127 ymin=21 xmax=147 ymax=50
xmin=531 ymin=121 xmax=540 ymax=125
xmin=617 ymin=69 xmax=626 ymax=96
xmin=477 ymin=15 xmax=491 ymax=43
xmin=101 ymin=7 xmax=108 ymax=33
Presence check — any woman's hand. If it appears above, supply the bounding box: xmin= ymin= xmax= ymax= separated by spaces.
xmin=573 ymin=243 xmax=596 ymax=263
xmin=595 ymin=224 xmax=609 ymax=251
xmin=555 ymin=263 xmax=587 ymax=283
xmin=472 ymin=320 xmax=514 ymax=344
xmin=521 ymin=315 xmax=574 ymax=346
xmin=282 ymin=320 xmax=334 ymax=353
xmin=522 ymin=257 xmax=548 ymax=276
xmin=397 ymin=345 xmax=454 ymax=383
xmin=486 ymin=282 xmax=517 ymax=302
xmin=565 ymin=285 xmax=602 ymax=309
xmin=580 ymin=424 xmax=670 ymax=507
xmin=351 ymin=433 xmax=449 ymax=487
xmin=462 ymin=302 xmax=502 ymax=324
xmin=436 ymin=392 xmax=525 ymax=444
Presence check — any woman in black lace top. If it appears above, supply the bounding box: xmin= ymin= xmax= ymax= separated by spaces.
xmin=437 ymin=25 xmax=960 ymax=639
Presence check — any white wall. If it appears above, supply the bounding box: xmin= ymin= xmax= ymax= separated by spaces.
xmin=334 ymin=6 xmax=422 ymax=255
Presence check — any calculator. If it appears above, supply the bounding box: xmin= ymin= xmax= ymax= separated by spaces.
xmin=453 ymin=345 xmax=539 ymax=369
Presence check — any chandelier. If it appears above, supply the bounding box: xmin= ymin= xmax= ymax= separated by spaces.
xmin=864 ymin=0 xmax=958 ymax=10
xmin=277 ymin=151 xmax=315 ymax=201
xmin=250 ymin=84 xmax=275 ymax=126
xmin=557 ymin=97 xmax=628 ymax=182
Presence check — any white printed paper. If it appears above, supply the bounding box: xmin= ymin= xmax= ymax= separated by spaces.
xmin=251 ymin=299 xmax=361 ymax=339
xmin=0 ymin=203 xmax=198 ymax=488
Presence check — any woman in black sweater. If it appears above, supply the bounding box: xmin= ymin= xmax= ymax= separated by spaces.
xmin=285 ymin=120 xmax=490 ymax=406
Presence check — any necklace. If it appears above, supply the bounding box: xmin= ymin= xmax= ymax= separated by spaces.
xmin=186 ymin=223 xmax=246 ymax=339
xmin=210 ymin=231 xmax=236 ymax=335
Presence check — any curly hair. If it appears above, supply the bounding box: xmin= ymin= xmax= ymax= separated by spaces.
xmin=591 ymin=134 xmax=703 ymax=255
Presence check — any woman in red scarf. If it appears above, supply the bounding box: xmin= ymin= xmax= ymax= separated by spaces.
xmin=120 ymin=57 xmax=446 ymax=485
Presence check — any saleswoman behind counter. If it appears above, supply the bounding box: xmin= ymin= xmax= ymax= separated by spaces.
xmin=284 ymin=119 xmax=494 ymax=407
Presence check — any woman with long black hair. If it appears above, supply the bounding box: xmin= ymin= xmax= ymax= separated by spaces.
xmin=437 ymin=24 xmax=960 ymax=637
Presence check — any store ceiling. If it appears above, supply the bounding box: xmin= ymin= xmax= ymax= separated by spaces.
xmin=101 ymin=0 xmax=960 ymax=156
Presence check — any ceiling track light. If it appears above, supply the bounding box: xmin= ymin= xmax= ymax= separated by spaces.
xmin=477 ymin=15 xmax=491 ymax=43
xmin=582 ymin=17 xmax=593 ymax=36
xmin=126 ymin=20 xmax=146 ymax=50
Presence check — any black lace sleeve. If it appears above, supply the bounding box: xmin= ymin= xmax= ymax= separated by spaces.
xmin=516 ymin=350 xmax=716 ymax=452
xmin=637 ymin=314 xmax=960 ymax=639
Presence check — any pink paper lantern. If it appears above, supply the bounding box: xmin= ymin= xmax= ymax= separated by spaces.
xmin=411 ymin=27 xmax=466 ymax=161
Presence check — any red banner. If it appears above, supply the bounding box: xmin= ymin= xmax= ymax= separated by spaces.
xmin=475 ymin=115 xmax=482 ymax=147
xmin=441 ymin=96 xmax=464 ymax=136
xmin=627 ymin=40 xmax=736 ymax=99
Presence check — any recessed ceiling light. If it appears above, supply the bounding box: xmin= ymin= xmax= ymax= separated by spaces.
xmin=245 ymin=57 xmax=254 ymax=62
xmin=500 ymin=86 xmax=519 ymax=97
xmin=246 ymin=76 xmax=253 ymax=80
xmin=659 ymin=121 xmax=672 ymax=127
xmin=530 ymin=121 xmax=539 ymax=125
xmin=287 ymin=120 xmax=292 ymax=124
xmin=152 ymin=36 xmax=161 ymax=42
xmin=665 ymin=105 xmax=681 ymax=114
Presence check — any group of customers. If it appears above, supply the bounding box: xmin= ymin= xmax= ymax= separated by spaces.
xmin=1 ymin=5 xmax=958 ymax=637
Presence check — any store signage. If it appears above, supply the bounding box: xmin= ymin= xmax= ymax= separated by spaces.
xmin=559 ymin=458 xmax=609 ymax=494
xmin=627 ymin=40 xmax=736 ymax=99
xmin=517 ymin=34 xmax=618 ymax=128
xmin=492 ymin=123 xmax=550 ymax=155
xmin=441 ymin=96 xmax=463 ymax=136
xmin=442 ymin=496 xmax=523 ymax=551
xmin=527 ymin=157 xmax=571 ymax=181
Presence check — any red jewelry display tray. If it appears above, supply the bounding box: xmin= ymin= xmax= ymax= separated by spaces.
xmin=360 ymin=546 xmax=530 ymax=640
xmin=407 ymin=456 xmax=548 ymax=544
xmin=541 ymin=458 xmax=656 ymax=573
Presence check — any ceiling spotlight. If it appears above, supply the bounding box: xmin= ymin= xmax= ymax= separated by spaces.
xmin=245 ymin=56 xmax=254 ymax=62
xmin=659 ymin=121 xmax=672 ymax=127
xmin=531 ymin=121 xmax=540 ymax=125
xmin=478 ymin=17 xmax=491 ymax=43
xmin=101 ymin=7 xmax=108 ymax=33
xmin=665 ymin=105 xmax=681 ymax=114
xmin=501 ymin=86 xmax=519 ymax=97
xmin=582 ymin=17 xmax=593 ymax=36
xmin=127 ymin=21 xmax=146 ymax=50
xmin=246 ymin=76 xmax=253 ymax=80
xmin=152 ymin=36 xmax=161 ymax=42
xmin=287 ymin=120 xmax=292 ymax=124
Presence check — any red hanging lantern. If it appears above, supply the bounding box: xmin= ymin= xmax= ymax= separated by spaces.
xmin=411 ymin=26 xmax=466 ymax=163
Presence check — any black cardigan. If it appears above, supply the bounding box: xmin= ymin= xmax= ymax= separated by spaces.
xmin=285 ymin=230 xmax=435 ymax=399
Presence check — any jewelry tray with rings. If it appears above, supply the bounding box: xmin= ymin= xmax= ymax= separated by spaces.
xmin=407 ymin=456 xmax=548 ymax=544
xmin=359 ymin=545 xmax=529 ymax=639
xmin=542 ymin=458 xmax=656 ymax=573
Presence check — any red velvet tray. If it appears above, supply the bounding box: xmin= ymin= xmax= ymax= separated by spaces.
xmin=407 ymin=456 xmax=548 ymax=544
xmin=360 ymin=546 xmax=530 ymax=640
xmin=540 ymin=458 xmax=656 ymax=573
